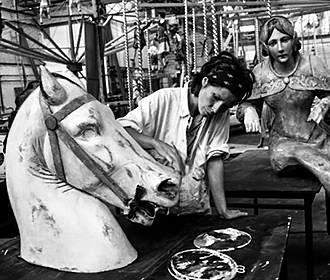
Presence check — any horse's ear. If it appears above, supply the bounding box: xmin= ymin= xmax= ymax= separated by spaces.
xmin=40 ymin=66 xmax=68 ymax=106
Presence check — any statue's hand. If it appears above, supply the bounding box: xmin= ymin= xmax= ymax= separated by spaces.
xmin=244 ymin=107 xmax=261 ymax=133
xmin=307 ymin=100 xmax=329 ymax=124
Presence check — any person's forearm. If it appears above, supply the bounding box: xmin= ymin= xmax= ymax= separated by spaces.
xmin=207 ymin=156 xmax=227 ymax=215
xmin=124 ymin=127 xmax=156 ymax=150
xmin=125 ymin=127 xmax=183 ymax=171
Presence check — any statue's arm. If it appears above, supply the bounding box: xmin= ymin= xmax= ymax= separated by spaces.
xmin=236 ymin=99 xmax=262 ymax=122
xmin=236 ymin=99 xmax=263 ymax=133
xmin=236 ymin=61 xmax=265 ymax=133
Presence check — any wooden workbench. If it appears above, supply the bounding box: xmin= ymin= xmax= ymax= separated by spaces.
xmin=0 ymin=213 xmax=290 ymax=280
xmin=224 ymin=150 xmax=322 ymax=280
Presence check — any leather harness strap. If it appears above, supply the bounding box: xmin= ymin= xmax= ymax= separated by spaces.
xmin=55 ymin=124 xmax=130 ymax=204
xmin=39 ymin=94 xmax=66 ymax=181
xmin=53 ymin=94 xmax=96 ymax=122
xmin=39 ymin=90 xmax=130 ymax=205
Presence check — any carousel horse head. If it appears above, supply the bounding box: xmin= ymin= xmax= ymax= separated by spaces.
xmin=5 ymin=66 xmax=181 ymax=273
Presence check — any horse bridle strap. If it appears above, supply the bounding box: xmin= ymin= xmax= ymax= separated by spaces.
xmin=39 ymin=92 xmax=130 ymax=205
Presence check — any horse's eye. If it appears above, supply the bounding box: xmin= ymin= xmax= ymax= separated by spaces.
xmin=81 ymin=128 xmax=97 ymax=138
xmin=77 ymin=124 xmax=100 ymax=139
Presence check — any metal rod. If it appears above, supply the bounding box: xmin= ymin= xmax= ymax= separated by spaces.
xmin=0 ymin=45 xmax=65 ymax=64
xmin=0 ymin=45 xmax=62 ymax=64
xmin=138 ymin=0 xmax=330 ymax=8
xmin=31 ymin=18 xmax=73 ymax=62
xmin=6 ymin=20 xmax=71 ymax=62
xmin=177 ymin=7 xmax=268 ymax=19
xmin=300 ymin=14 xmax=305 ymax=53
xmin=104 ymin=25 xmax=135 ymax=48
xmin=67 ymin=6 xmax=76 ymax=62
xmin=0 ymin=6 xmax=34 ymax=16
xmin=75 ymin=15 xmax=85 ymax=59
xmin=0 ymin=76 xmax=3 ymax=113
xmin=0 ymin=38 xmax=68 ymax=64
xmin=176 ymin=2 xmax=329 ymax=20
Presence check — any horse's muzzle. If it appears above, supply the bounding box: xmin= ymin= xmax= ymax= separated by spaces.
xmin=127 ymin=200 xmax=158 ymax=226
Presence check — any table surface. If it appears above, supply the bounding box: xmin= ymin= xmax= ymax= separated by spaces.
xmin=0 ymin=213 xmax=291 ymax=280
xmin=224 ymin=150 xmax=321 ymax=196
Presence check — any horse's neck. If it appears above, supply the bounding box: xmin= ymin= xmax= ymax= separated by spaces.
xmin=6 ymin=93 xmax=137 ymax=272
xmin=7 ymin=167 xmax=137 ymax=272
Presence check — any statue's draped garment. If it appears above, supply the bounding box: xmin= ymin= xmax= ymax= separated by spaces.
xmin=237 ymin=54 xmax=330 ymax=193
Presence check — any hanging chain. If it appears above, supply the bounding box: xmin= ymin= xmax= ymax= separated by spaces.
xmin=263 ymin=0 xmax=272 ymax=18
xmin=254 ymin=17 xmax=261 ymax=63
xmin=266 ymin=0 xmax=272 ymax=18
xmin=122 ymin=0 xmax=133 ymax=111
xmin=184 ymin=0 xmax=190 ymax=79
xmin=210 ymin=0 xmax=218 ymax=56
xmin=144 ymin=10 xmax=152 ymax=94
xmin=192 ymin=8 xmax=197 ymax=73
xmin=219 ymin=12 xmax=223 ymax=52
xmin=134 ymin=0 xmax=144 ymax=100
xmin=202 ymin=0 xmax=208 ymax=61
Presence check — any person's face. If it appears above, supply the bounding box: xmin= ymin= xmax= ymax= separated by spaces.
xmin=267 ymin=28 xmax=294 ymax=64
xmin=198 ymin=77 xmax=237 ymax=117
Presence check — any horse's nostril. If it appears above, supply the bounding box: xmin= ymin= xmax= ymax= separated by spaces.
xmin=158 ymin=179 xmax=178 ymax=199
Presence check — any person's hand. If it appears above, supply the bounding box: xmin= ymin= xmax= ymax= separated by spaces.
xmin=307 ymin=100 xmax=329 ymax=124
xmin=244 ymin=107 xmax=261 ymax=133
xmin=148 ymin=140 xmax=184 ymax=173
xmin=219 ymin=209 xmax=248 ymax=220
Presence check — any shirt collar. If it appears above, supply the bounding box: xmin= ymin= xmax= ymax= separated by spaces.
xmin=180 ymin=83 xmax=191 ymax=118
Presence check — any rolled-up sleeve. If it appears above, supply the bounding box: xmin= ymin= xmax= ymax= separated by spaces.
xmin=205 ymin=110 xmax=230 ymax=161
xmin=117 ymin=95 xmax=155 ymax=134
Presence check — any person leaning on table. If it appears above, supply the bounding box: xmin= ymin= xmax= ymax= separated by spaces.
xmin=118 ymin=51 xmax=254 ymax=220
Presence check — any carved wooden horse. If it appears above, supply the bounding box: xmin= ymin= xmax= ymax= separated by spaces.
xmin=5 ymin=66 xmax=181 ymax=272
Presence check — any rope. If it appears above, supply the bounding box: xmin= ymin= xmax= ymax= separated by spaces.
xmin=122 ymin=0 xmax=132 ymax=111
xmin=210 ymin=0 xmax=218 ymax=56
xmin=145 ymin=10 xmax=152 ymax=94
xmin=184 ymin=0 xmax=190 ymax=79
xmin=202 ymin=0 xmax=208 ymax=61
xmin=192 ymin=8 xmax=197 ymax=73
xmin=254 ymin=17 xmax=261 ymax=63
xmin=134 ymin=0 xmax=144 ymax=99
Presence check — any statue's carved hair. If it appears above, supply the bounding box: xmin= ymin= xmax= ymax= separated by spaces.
xmin=190 ymin=51 xmax=255 ymax=103
xmin=260 ymin=16 xmax=301 ymax=57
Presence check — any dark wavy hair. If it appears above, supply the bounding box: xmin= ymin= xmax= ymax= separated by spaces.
xmin=260 ymin=16 xmax=301 ymax=57
xmin=190 ymin=51 xmax=255 ymax=103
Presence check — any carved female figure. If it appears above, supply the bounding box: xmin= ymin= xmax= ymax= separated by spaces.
xmin=237 ymin=16 xmax=330 ymax=194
